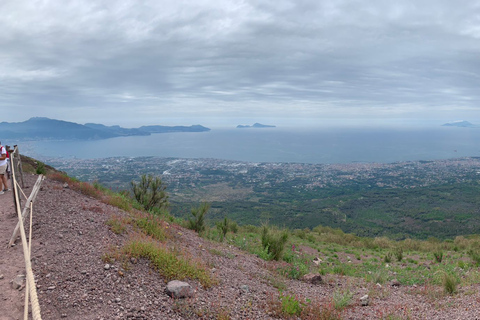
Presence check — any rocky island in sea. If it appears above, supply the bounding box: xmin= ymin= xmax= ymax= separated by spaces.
xmin=236 ymin=123 xmax=276 ymax=128
xmin=442 ymin=120 xmax=477 ymax=127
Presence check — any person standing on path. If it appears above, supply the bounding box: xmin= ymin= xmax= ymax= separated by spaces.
xmin=0 ymin=143 xmax=8 ymax=194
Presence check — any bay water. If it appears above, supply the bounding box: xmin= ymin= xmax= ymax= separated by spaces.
xmin=20 ymin=126 xmax=480 ymax=164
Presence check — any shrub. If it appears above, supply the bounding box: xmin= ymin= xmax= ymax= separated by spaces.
xmin=332 ymin=289 xmax=353 ymax=310
xmin=280 ymin=293 xmax=303 ymax=316
xmin=433 ymin=251 xmax=443 ymax=263
xmin=442 ymin=272 xmax=458 ymax=295
xmin=394 ymin=247 xmax=403 ymax=262
xmin=467 ymin=249 xmax=480 ymax=266
xmin=384 ymin=252 xmax=392 ymax=263
xmin=261 ymin=225 xmax=289 ymax=261
xmin=131 ymin=174 xmax=169 ymax=212
xmin=35 ymin=161 xmax=46 ymax=175
xmin=188 ymin=202 xmax=210 ymax=234
xmin=229 ymin=220 xmax=239 ymax=233
xmin=216 ymin=217 xmax=230 ymax=241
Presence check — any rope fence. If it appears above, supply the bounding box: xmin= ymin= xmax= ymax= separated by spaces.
xmin=8 ymin=146 xmax=43 ymax=320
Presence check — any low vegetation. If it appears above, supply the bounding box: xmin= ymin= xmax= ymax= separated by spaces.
xmin=122 ymin=236 xmax=216 ymax=288
xmin=47 ymin=170 xmax=480 ymax=319
xmin=131 ymin=174 xmax=169 ymax=211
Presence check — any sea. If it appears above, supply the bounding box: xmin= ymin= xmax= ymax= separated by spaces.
xmin=17 ymin=125 xmax=480 ymax=164
xmin=14 ymin=126 xmax=480 ymax=164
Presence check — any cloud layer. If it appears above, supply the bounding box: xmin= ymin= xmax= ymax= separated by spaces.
xmin=2 ymin=0 xmax=480 ymax=125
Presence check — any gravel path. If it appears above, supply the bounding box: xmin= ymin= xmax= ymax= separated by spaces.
xmin=0 ymin=179 xmax=26 ymax=320
xmin=2 ymin=173 xmax=480 ymax=319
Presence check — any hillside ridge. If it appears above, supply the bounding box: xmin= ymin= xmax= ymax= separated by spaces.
xmin=2 ymin=169 xmax=480 ymax=318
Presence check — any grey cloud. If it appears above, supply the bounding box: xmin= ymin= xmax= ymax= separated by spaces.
xmin=1 ymin=0 xmax=480 ymax=124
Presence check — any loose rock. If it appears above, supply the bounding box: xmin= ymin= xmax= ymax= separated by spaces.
xmin=165 ymin=280 xmax=195 ymax=299
xmin=302 ymin=273 xmax=323 ymax=285
xmin=360 ymin=294 xmax=369 ymax=306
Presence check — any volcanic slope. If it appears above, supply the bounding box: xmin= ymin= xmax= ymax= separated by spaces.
xmin=1 ymin=173 xmax=480 ymax=319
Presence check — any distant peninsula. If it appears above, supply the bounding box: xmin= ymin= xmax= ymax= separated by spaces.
xmin=0 ymin=117 xmax=210 ymax=141
xmin=442 ymin=120 xmax=478 ymax=128
xmin=237 ymin=123 xmax=276 ymax=129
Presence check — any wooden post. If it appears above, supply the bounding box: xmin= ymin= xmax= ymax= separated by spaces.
xmin=9 ymin=175 xmax=44 ymax=247
xmin=10 ymin=149 xmax=20 ymax=217
xmin=13 ymin=145 xmax=25 ymax=188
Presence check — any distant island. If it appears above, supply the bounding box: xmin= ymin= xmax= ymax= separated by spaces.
xmin=0 ymin=117 xmax=210 ymax=140
xmin=237 ymin=123 xmax=276 ymax=129
xmin=442 ymin=120 xmax=477 ymax=128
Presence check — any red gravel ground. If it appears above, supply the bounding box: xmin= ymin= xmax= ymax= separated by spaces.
xmin=1 ymin=173 xmax=480 ymax=319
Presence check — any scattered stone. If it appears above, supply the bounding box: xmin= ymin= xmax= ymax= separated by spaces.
xmin=391 ymin=279 xmax=401 ymax=287
xmin=11 ymin=275 xmax=25 ymax=290
xmin=313 ymin=257 xmax=322 ymax=265
xmin=240 ymin=285 xmax=249 ymax=293
xmin=130 ymin=257 xmax=137 ymax=264
xmin=115 ymin=297 xmax=121 ymax=303
xmin=104 ymin=264 xmax=111 ymax=270
xmin=165 ymin=280 xmax=195 ymax=299
xmin=376 ymin=283 xmax=382 ymax=288
xmin=301 ymin=273 xmax=323 ymax=285
xmin=47 ymin=286 xmax=56 ymax=290
xmin=360 ymin=294 xmax=369 ymax=306
xmin=0 ymin=274 xmax=4 ymax=280
xmin=63 ymin=183 xmax=69 ymax=188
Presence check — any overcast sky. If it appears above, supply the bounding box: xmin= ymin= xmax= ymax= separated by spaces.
xmin=2 ymin=0 xmax=480 ymax=127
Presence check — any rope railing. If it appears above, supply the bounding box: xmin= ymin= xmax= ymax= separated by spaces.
xmin=9 ymin=146 xmax=43 ymax=320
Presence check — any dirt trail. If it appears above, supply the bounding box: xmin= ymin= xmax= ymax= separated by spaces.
xmin=0 ymin=178 xmax=30 ymax=320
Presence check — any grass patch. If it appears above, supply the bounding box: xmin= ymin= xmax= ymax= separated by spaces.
xmin=134 ymin=213 xmax=167 ymax=241
xmin=123 ymin=236 xmax=217 ymax=288
xmin=103 ymin=193 xmax=132 ymax=211
xmin=105 ymin=215 xmax=129 ymax=235
xmin=332 ymin=289 xmax=353 ymax=310
xmin=267 ymin=291 xmax=341 ymax=320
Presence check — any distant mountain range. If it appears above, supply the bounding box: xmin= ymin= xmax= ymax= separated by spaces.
xmin=442 ymin=120 xmax=478 ymax=128
xmin=0 ymin=117 xmax=210 ymax=140
xmin=237 ymin=123 xmax=276 ymax=128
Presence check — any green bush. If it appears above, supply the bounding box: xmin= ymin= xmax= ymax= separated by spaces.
xmin=332 ymin=289 xmax=353 ymax=310
xmin=384 ymin=252 xmax=392 ymax=263
xmin=216 ymin=217 xmax=230 ymax=241
xmin=434 ymin=250 xmax=443 ymax=263
xmin=131 ymin=174 xmax=169 ymax=212
xmin=468 ymin=249 xmax=480 ymax=266
xmin=188 ymin=202 xmax=210 ymax=234
xmin=279 ymin=293 xmax=303 ymax=316
xmin=442 ymin=272 xmax=458 ymax=295
xmin=261 ymin=225 xmax=289 ymax=261
xmin=35 ymin=161 xmax=46 ymax=175
xmin=394 ymin=247 xmax=403 ymax=262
